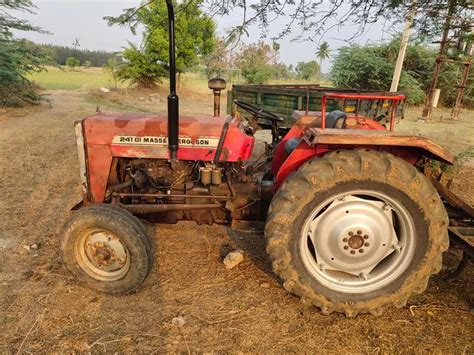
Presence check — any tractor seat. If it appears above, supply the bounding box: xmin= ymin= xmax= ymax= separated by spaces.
xmin=291 ymin=110 xmax=347 ymax=129
xmin=285 ymin=110 xmax=347 ymax=155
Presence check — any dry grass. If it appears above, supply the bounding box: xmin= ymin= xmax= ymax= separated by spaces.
xmin=398 ymin=106 xmax=474 ymax=156
xmin=0 ymin=90 xmax=472 ymax=352
xmin=87 ymin=85 xmax=216 ymax=117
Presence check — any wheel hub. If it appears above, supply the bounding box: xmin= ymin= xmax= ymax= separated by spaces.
xmin=347 ymin=233 xmax=365 ymax=250
xmin=75 ymin=229 xmax=130 ymax=281
xmin=309 ymin=195 xmax=399 ymax=277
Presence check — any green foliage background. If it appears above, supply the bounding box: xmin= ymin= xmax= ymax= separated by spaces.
xmin=234 ymin=41 xmax=275 ymax=84
xmin=295 ymin=61 xmax=320 ymax=81
xmin=36 ymin=44 xmax=114 ymax=67
xmin=331 ymin=38 xmax=473 ymax=106
xmin=109 ymin=0 xmax=216 ymax=88
xmin=0 ymin=1 xmax=49 ymax=106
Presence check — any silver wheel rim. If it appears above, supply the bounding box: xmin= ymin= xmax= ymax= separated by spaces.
xmin=75 ymin=228 xmax=130 ymax=281
xmin=300 ymin=189 xmax=416 ymax=294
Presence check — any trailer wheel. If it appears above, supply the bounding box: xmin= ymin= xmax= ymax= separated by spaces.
xmin=265 ymin=149 xmax=449 ymax=316
xmin=61 ymin=205 xmax=153 ymax=294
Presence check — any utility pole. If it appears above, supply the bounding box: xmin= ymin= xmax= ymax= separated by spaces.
xmin=451 ymin=38 xmax=473 ymax=119
xmin=421 ymin=0 xmax=457 ymax=121
xmin=390 ymin=1 xmax=417 ymax=92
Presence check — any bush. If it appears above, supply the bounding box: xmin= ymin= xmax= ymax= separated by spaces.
xmin=65 ymin=57 xmax=81 ymax=69
xmin=1 ymin=2 xmax=49 ymax=106
xmin=117 ymin=44 xmax=166 ymax=88
xmin=0 ymin=39 xmax=48 ymax=106
xmin=331 ymin=38 xmax=474 ymax=107
xmin=295 ymin=61 xmax=320 ymax=81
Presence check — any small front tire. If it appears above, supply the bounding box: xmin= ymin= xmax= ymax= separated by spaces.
xmin=61 ymin=204 xmax=153 ymax=294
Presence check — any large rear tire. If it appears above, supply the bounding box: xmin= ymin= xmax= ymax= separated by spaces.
xmin=265 ymin=149 xmax=449 ymax=316
xmin=61 ymin=204 xmax=153 ymax=294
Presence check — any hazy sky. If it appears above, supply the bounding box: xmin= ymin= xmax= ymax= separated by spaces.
xmin=13 ymin=0 xmax=402 ymax=72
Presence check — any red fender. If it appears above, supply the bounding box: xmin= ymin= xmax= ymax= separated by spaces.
xmin=274 ymin=140 xmax=329 ymax=190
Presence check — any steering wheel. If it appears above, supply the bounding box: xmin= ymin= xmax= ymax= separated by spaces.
xmin=233 ymin=100 xmax=284 ymax=123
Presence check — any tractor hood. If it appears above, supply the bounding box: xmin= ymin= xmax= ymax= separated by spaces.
xmin=79 ymin=112 xmax=254 ymax=162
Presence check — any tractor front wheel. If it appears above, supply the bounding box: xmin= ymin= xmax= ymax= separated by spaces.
xmin=265 ymin=150 xmax=449 ymax=316
xmin=61 ymin=204 xmax=153 ymax=294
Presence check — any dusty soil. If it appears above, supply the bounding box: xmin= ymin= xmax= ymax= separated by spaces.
xmin=0 ymin=91 xmax=473 ymax=353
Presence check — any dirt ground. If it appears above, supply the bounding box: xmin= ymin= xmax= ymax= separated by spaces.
xmin=0 ymin=91 xmax=473 ymax=353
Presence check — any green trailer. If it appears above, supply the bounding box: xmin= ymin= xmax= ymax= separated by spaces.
xmin=227 ymin=84 xmax=405 ymax=123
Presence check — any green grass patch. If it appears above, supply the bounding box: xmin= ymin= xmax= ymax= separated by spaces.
xmin=28 ymin=66 xmax=128 ymax=90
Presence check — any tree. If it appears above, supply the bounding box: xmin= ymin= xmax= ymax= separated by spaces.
xmin=72 ymin=37 xmax=80 ymax=50
xmin=35 ymin=44 xmax=114 ymax=67
xmin=271 ymin=42 xmax=280 ymax=65
xmin=315 ymin=42 xmax=330 ymax=73
xmin=234 ymin=41 xmax=274 ymax=84
xmin=104 ymin=57 xmax=121 ymax=89
xmin=117 ymin=43 xmax=166 ymax=88
xmin=203 ymin=37 xmax=229 ymax=78
xmin=107 ymin=0 xmax=215 ymax=89
xmin=295 ymin=61 xmax=320 ymax=81
xmin=329 ymin=38 xmax=474 ymax=106
xmin=65 ymin=57 xmax=80 ymax=70
xmin=111 ymin=1 xmax=472 ymax=44
xmin=273 ymin=63 xmax=292 ymax=80
xmin=0 ymin=1 xmax=48 ymax=106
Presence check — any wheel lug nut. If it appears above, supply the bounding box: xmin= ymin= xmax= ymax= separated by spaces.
xmin=364 ymin=235 xmax=369 ymax=239
xmin=364 ymin=242 xmax=369 ymax=247
xmin=359 ymin=249 xmax=364 ymax=253
xmin=344 ymin=246 xmax=349 ymax=250
xmin=343 ymin=238 xmax=348 ymax=242
xmin=357 ymin=230 xmax=362 ymax=235
xmin=350 ymin=250 xmax=355 ymax=255
xmin=348 ymin=232 xmax=354 ymax=236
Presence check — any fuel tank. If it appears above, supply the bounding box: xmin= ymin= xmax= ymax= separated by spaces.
xmin=81 ymin=112 xmax=254 ymax=162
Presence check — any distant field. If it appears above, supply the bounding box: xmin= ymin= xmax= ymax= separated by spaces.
xmin=28 ymin=66 xmax=128 ymax=90
xmin=29 ymin=67 xmax=331 ymax=92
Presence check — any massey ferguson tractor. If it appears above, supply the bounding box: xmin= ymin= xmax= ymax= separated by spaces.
xmin=62 ymin=0 xmax=473 ymax=316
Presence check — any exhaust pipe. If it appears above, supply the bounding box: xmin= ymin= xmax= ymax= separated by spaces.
xmin=166 ymin=0 xmax=179 ymax=161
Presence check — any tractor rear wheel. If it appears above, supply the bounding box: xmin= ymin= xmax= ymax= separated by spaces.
xmin=265 ymin=149 xmax=449 ymax=316
xmin=61 ymin=204 xmax=153 ymax=294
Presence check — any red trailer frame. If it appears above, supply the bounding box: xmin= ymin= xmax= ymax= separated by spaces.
xmin=320 ymin=93 xmax=406 ymax=131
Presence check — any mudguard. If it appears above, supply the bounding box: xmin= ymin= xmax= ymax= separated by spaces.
xmin=305 ymin=128 xmax=454 ymax=165
xmin=274 ymin=128 xmax=454 ymax=189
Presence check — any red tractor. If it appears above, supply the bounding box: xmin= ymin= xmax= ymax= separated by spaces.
xmin=62 ymin=0 xmax=458 ymax=316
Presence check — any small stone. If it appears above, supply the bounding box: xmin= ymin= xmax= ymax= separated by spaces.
xmin=171 ymin=316 xmax=185 ymax=327
xmin=134 ymin=336 xmax=145 ymax=343
xmin=149 ymin=93 xmax=161 ymax=102
xmin=260 ymin=282 xmax=270 ymax=288
xmin=223 ymin=249 xmax=244 ymax=270
xmin=22 ymin=243 xmax=40 ymax=252
xmin=99 ymin=87 xmax=110 ymax=93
